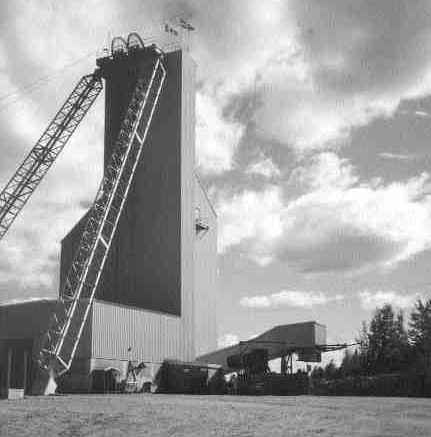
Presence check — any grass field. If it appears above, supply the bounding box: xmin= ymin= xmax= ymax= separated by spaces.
xmin=1 ymin=394 xmax=430 ymax=437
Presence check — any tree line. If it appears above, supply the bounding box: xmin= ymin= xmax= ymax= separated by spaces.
xmin=311 ymin=299 xmax=431 ymax=395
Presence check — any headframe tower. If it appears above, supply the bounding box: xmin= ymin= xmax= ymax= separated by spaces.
xmin=0 ymin=31 xmax=218 ymax=396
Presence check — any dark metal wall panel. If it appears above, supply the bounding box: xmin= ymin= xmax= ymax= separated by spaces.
xmin=256 ymin=322 xmax=318 ymax=348
xmin=0 ymin=300 xmax=92 ymax=361
xmin=60 ymin=50 xmax=196 ymax=322
xmin=0 ymin=300 xmax=56 ymax=344
xmin=194 ymin=177 xmax=218 ymax=357
xmin=97 ymin=50 xmax=183 ymax=315
xmin=0 ymin=300 xmax=93 ymax=394
xmin=0 ymin=301 xmax=57 ymax=394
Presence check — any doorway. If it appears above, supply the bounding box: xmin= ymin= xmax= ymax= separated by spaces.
xmin=0 ymin=340 xmax=32 ymax=397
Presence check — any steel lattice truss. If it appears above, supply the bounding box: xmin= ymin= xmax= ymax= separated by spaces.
xmin=38 ymin=56 xmax=166 ymax=376
xmin=0 ymin=73 xmax=103 ymax=240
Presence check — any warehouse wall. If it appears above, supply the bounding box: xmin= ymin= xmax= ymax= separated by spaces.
xmin=0 ymin=300 xmax=93 ymax=363
xmin=90 ymin=300 xmax=184 ymax=365
xmin=194 ymin=176 xmax=218 ymax=357
xmin=180 ymin=51 xmax=197 ymax=359
xmin=0 ymin=300 xmax=93 ymax=394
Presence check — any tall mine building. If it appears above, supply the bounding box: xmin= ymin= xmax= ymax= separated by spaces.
xmin=0 ymin=40 xmax=218 ymax=394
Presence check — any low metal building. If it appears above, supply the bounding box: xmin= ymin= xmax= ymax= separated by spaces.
xmin=196 ymin=322 xmax=327 ymax=371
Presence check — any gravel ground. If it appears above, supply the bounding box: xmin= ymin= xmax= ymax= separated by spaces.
xmin=1 ymin=394 xmax=430 ymax=437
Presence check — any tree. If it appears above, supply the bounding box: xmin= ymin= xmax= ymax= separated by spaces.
xmin=356 ymin=321 xmax=371 ymax=375
xmin=310 ymin=366 xmax=324 ymax=380
xmin=409 ymin=299 xmax=431 ymax=379
xmin=340 ymin=349 xmax=362 ymax=377
xmin=323 ymin=360 xmax=341 ymax=379
xmin=365 ymin=304 xmax=410 ymax=374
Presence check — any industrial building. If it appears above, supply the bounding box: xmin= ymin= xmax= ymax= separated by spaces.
xmin=197 ymin=322 xmax=327 ymax=371
xmin=0 ymin=33 xmax=336 ymax=399
xmin=0 ymin=36 xmax=218 ymax=396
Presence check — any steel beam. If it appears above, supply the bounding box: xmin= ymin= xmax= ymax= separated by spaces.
xmin=0 ymin=73 xmax=103 ymax=241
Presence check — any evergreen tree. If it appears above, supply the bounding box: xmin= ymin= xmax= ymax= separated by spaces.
xmin=357 ymin=321 xmax=371 ymax=375
xmin=365 ymin=304 xmax=409 ymax=374
xmin=409 ymin=299 xmax=431 ymax=377
xmin=323 ymin=359 xmax=340 ymax=379
xmin=340 ymin=349 xmax=362 ymax=377
xmin=310 ymin=366 xmax=324 ymax=380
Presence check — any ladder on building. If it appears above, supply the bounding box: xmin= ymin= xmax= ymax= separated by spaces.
xmin=38 ymin=56 xmax=166 ymax=376
xmin=0 ymin=73 xmax=103 ymax=241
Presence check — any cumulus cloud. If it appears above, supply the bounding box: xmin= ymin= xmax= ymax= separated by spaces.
xmin=291 ymin=152 xmax=358 ymax=190
xmin=170 ymin=0 xmax=431 ymax=157
xmin=218 ymin=152 xmax=431 ymax=272
xmin=165 ymin=0 xmax=431 ymax=154
xmin=0 ymin=161 xmax=97 ymax=292
xmin=379 ymin=152 xmax=415 ymax=162
xmin=0 ymin=92 xmax=103 ymax=299
xmin=0 ymin=2 xmax=112 ymax=302
xmin=6 ymin=0 xmax=431 ymax=177
xmin=245 ymin=157 xmax=281 ymax=178
xmin=240 ymin=290 xmax=344 ymax=309
xmin=414 ymin=110 xmax=431 ymax=118
xmin=217 ymin=185 xmax=283 ymax=260
xmin=196 ymin=92 xmax=244 ymax=173
xmin=6 ymin=2 xmax=256 ymax=178
xmin=184 ymin=0 xmax=431 ymax=153
xmin=254 ymin=0 xmax=431 ymax=151
xmin=358 ymin=290 xmax=419 ymax=310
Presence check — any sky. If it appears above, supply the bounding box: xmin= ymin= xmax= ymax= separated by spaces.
xmin=1 ymin=0 xmax=431 ymax=367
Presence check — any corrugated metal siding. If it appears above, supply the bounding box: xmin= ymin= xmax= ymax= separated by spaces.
xmin=194 ymin=177 xmax=218 ymax=356
xmin=314 ymin=323 xmax=327 ymax=345
xmin=180 ymin=51 xmax=197 ymax=360
xmin=91 ymin=300 xmax=185 ymax=363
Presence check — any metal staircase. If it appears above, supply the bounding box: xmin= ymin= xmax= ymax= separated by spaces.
xmin=38 ymin=56 xmax=166 ymax=376
xmin=0 ymin=73 xmax=103 ymax=241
